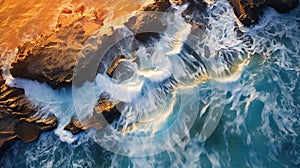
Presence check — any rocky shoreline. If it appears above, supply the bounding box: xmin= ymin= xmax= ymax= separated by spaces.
xmin=0 ymin=70 xmax=57 ymax=157
xmin=1 ymin=0 xmax=298 ymax=157
xmin=1 ymin=0 xmax=175 ymax=156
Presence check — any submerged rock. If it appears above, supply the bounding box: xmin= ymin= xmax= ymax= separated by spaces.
xmin=0 ymin=70 xmax=57 ymax=157
xmin=229 ymin=0 xmax=299 ymax=26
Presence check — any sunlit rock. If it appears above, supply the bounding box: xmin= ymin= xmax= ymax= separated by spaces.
xmin=64 ymin=97 xmax=121 ymax=135
xmin=10 ymin=11 xmax=102 ymax=89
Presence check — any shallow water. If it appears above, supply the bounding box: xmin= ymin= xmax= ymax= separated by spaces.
xmin=1 ymin=0 xmax=300 ymax=167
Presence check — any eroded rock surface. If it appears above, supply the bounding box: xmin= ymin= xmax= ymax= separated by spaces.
xmin=0 ymin=70 xmax=57 ymax=157
xmin=9 ymin=0 xmax=173 ymax=89
xmin=10 ymin=11 xmax=102 ymax=89
xmin=229 ymin=0 xmax=299 ymax=26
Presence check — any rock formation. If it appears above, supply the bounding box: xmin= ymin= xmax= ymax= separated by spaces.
xmin=229 ymin=0 xmax=299 ymax=26
xmin=63 ymin=0 xmax=179 ymax=134
xmin=0 ymin=70 xmax=57 ymax=157
xmin=10 ymin=10 xmax=103 ymax=89
xmin=64 ymin=97 xmax=121 ymax=134
xmin=144 ymin=0 xmax=171 ymax=12
xmin=9 ymin=0 xmax=173 ymax=89
xmin=7 ymin=0 xmax=207 ymax=136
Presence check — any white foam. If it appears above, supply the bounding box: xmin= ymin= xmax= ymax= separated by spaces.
xmin=96 ymin=74 xmax=144 ymax=103
xmin=138 ymin=69 xmax=171 ymax=82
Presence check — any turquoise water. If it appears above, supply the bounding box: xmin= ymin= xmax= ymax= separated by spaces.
xmin=1 ymin=0 xmax=300 ymax=167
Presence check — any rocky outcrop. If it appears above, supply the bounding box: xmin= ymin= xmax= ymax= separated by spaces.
xmin=229 ymin=0 xmax=299 ymax=26
xmin=10 ymin=10 xmax=103 ymax=89
xmin=64 ymin=118 xmax=85 ymax=135
xmin=0 ymin=70 xmax=57 ymax=157
xmin=9 ymin=0 xmax=173 ymax=89
xmin=139 ymin=0 xmax=207 ymax=42
xmin=144 ymin=0 xmax=171 ymax=12
xmin=8 ymin=0 xmax=208 ymax=136
xmin=7 ymin=0 xmax=175 ymax=138
xmin=9 ymin=0 xmax=208 ymax=89
xmin=184 ymin=0 xmax=208 ymax=15
xmin=64 ymin=97 xmax=121 ymax=134
xmin=268 ymin=0 xmax=299 ymax=13
xmin=106 ymin=55 xmax=126 ymax=78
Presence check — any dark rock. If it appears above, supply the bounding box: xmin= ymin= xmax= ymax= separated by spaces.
xmin=126 ymin=0 xmax=171 ymax=43
xmin=95 ymin=98 xmax=121 ymax=124
xmin=137 ymin=0 xmax=208 ymax=43
xmin=0 ymin=70 xmax=57 ymax=157
xmin=184 ymin=0 xmax=208 ymax=15
xmin=125 ymin=14 xmax=164 ymax=43
xmin=14 ymin=121 xmax=42 ymax=143
xmin=229 ymin=0 xmax=265 ymax=26
xmin=64 ymin=118 xmax=85 ymax=135
xmin=267 ymin=0 xmax=299 ymax=13
xmin=0 ymin=73 xmax=4 ymax=86
xmin=64 ymin=97 xmax=121 ymax=135
xmin=170 ymin=0 xmax=184 ymax=5
xmin=106 ymin=55 xmax=126 ymax=78
xmin=229 ymin=0 xmax=299 ymax=26
xmin=143 ymin=0 xmax=171 ymax=12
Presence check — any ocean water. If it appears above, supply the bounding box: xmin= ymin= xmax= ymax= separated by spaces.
xmin=1 ymin=0 xmax=300 ymax=167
